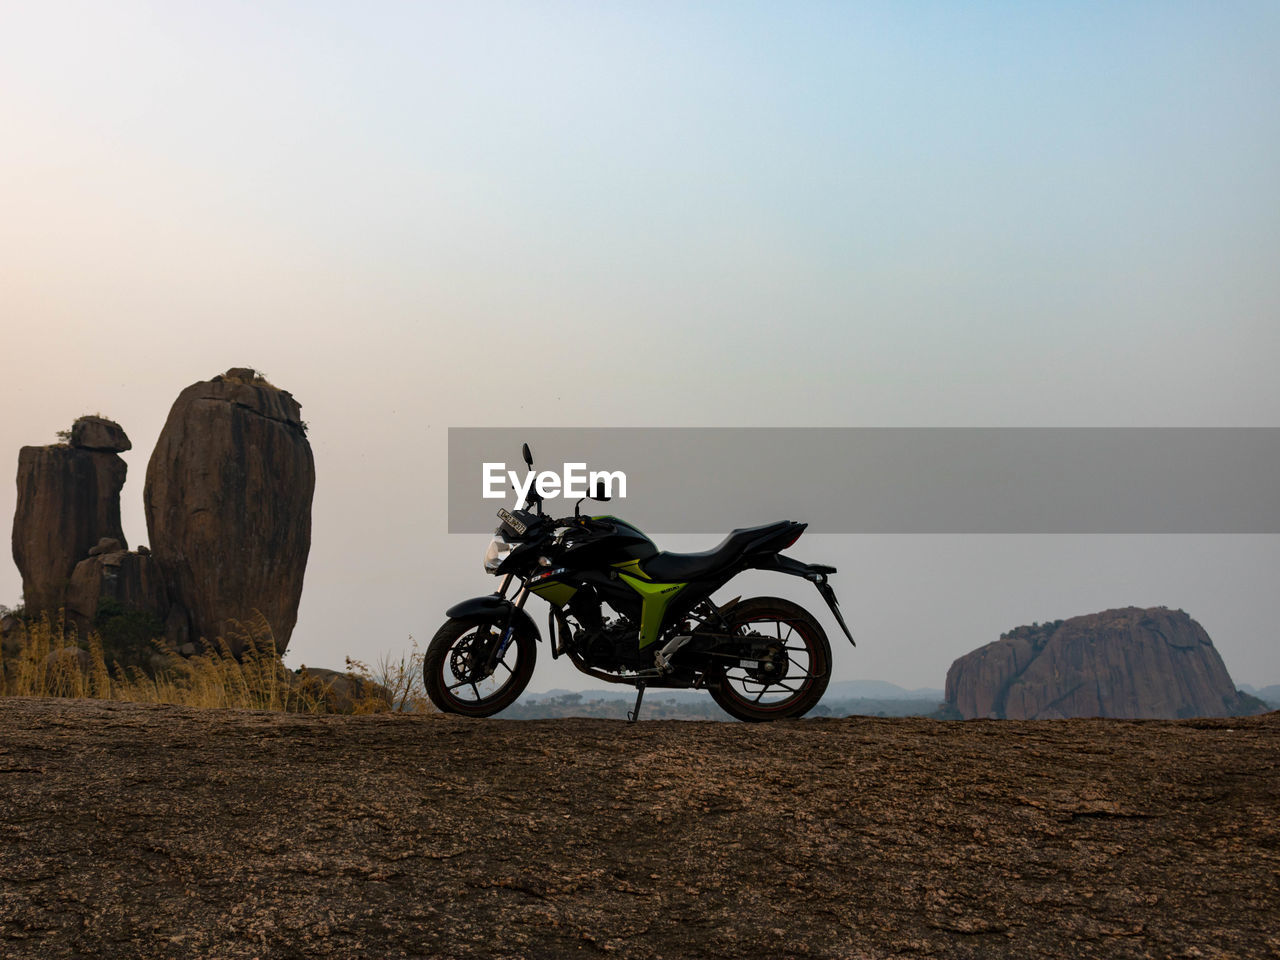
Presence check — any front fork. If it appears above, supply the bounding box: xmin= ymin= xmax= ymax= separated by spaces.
xmin=483 ymin=574 xmax=528 ymax=673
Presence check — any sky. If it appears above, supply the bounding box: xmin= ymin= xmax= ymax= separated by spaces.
xmin=2 ymin=1 xmax=1277 ymax=693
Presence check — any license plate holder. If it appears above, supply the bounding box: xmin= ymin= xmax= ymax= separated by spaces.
xmin=497 ymin=508 xmax=527 ymax=535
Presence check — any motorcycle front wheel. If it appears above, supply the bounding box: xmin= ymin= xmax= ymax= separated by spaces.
xmin=708 ymin=596 xmax=831 ymax=722
xmin=424 ymin=616 xmax=537 ymax=717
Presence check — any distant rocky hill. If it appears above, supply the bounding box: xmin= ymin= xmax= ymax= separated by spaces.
xmin=1242 ymin=683 xmax=1280 ymax=709
xmin=946 ymin=606 xmax=1267 ymax=720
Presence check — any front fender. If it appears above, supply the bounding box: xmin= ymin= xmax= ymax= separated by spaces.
xmin=445 ymin=595 xmax=542 ymax=643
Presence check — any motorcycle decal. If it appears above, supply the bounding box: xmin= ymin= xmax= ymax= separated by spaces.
xmin=530 ymin=567 xmax=570 ymax=582
xmin=529 ymin=579 xmax=577 ymax=606
xmin=610 ymin=558 xmax=651 ymax=581
xmin=617 ymin=573 xmax=687 ymax=648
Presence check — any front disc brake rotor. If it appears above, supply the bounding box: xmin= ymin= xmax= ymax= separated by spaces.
xmin=449 ymin=630 xmax=492 ymax=683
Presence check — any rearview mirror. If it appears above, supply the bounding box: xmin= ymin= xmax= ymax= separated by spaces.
xmin=522 ymin=443 xmax=534 ymax=469
xmin=591 ymin=479 xmax=611 ymax=502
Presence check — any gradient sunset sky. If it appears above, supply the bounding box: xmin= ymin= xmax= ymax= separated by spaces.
xmin=3 ymin=2 xmax=1277 ymax=690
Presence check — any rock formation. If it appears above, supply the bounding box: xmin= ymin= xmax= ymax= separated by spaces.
xmin=65 ymin=539 xmax=170 ymax=639
xmin=144 ymin=368 xmax=314 ymax=654
xmin=11 ymin=372 xmax=314 ymax=659
xmin=945 ymin=606 xmax=1265 ymax=719
xmin=11 ymin=418 xmax=130 ymax=617
xmin=70 ymin=416 xmax=132 ymax=454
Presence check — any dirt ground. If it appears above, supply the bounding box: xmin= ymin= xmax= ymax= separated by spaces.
xmin=1 ymin=698 xmax=1277 ymax=960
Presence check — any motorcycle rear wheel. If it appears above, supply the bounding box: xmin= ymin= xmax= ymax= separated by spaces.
xmin=708 ymin=597 xmax=831 ymax=722
xmin=424 ymin=616 xmax=537 ymax=717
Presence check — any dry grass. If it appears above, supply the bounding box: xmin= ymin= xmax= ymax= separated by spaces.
xmin=344 ymin=636 xmax=432 ymax=713
xmin=0 ymin=611 xmax=433 ymax=714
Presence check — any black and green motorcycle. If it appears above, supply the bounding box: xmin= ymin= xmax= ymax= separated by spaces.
xmin=425 ymin=444 xmax=855 ymax=722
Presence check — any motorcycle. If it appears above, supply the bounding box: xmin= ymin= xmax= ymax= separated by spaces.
xmin=425 ymin=444 xmax=855 ymax=721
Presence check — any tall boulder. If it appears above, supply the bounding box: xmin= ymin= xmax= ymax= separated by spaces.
xmin=945 ymin=607 xmax=1266 ymax=720
xmin=144 ymin=368 xmax=314 ymax=654
xmin=11 ymin=418 xmax=130 ymax=617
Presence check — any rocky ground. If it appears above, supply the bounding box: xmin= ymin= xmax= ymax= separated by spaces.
xmin=1 ymin=699 xmax=1277 ymax=959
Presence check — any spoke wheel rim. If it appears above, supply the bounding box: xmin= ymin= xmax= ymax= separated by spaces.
xmin=720 ymin=615 xmax=822 ymax=714
xmin=439 ymin=628 xmax=523 ymax=707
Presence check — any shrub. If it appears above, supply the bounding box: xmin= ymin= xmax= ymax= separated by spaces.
xmin=94 ymin=598 xmax=165 ymax=671
xmin=342 ymin=636 xmax=431 ymax=713
xmin=0 ymin=610 xmax=433 ymax=715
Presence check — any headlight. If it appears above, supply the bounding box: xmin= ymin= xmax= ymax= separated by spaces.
xmin=483 ymin=533 xmax=515 ymax=573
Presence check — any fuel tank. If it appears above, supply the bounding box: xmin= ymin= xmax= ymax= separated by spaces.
xmin=570 ymin=515 xmax=658 ymax=566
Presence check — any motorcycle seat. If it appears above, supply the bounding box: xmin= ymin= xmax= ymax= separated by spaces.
xmin=640 ymin=521 xmax=799 ymax=582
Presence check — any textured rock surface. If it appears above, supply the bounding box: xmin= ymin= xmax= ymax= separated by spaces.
xmin=69 ymin=416 xmax=132 ymax=452
xmin=65 ymin=549 xmax=169 ymax=635
xmin=144 ymin=368 xmax=314 ymax=654
xmin=87 ymin=537 xmax=123 ymax=557
xmin=946 ymin=606 xmax=1263 ymax=720
xmin=11 ymin=441 xmax=128 ymax=617
xmin=0 ymin=699 xmax=1277 ymax=959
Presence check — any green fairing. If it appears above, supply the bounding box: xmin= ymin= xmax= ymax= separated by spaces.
xmin=529 ymin=580 xmax=577 ymax=606
xmin=618 ymin=573 xmax=687 ymax=648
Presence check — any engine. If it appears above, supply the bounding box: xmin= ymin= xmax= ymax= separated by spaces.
xmin=574 ymin=616 xmax=650 ymax=672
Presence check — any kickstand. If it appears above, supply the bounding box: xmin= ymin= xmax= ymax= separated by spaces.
xmin=627 ymin=681 xmax=646 ymax=723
